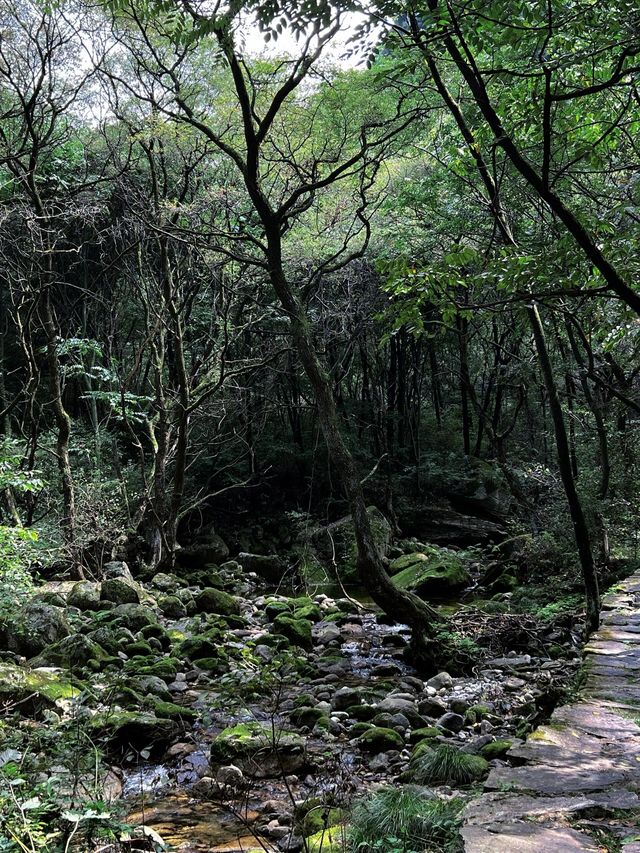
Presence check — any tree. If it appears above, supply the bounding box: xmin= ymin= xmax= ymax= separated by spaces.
xmin=103 ymin=1 xmax=446 ymax=663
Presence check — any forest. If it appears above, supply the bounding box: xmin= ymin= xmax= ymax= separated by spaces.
xmin=1 ymin=0 xmax=640 ymax=850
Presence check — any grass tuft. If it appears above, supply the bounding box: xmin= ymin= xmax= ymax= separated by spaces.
xmin=346 ymin=785 xmax=463 ymax=853
xmin=410 ymin=744 xmax=489 ymax=785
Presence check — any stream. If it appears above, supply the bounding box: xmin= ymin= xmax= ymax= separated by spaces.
xmin=117 ymin=584 xmax=574 ymax=853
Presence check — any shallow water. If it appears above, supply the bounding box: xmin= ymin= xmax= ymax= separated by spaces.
xmin=126 ymin=794 xmax=270 ymax=852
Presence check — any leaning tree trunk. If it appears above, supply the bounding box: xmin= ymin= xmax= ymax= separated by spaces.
xmin=266 ymin=236 xmax=444 ymax=669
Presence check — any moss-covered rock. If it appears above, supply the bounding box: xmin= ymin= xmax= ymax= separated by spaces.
xmin=194 ymin=587 xmax=240 ymax=616
xmin=192 ymin=654 xmax=229 ymax=674
xmin=255 ymin=633 xmax=291 ymax=650
xmin=408 ymin=726 xmax=440 ymax=745
xmin=67 ymin=581 xmax=101 ymax=611
xmin=299 ymin=806 xmax=344 ymax=838
xmin=411 ymin=741 xmax=435 ymax=763
xmin=112 ymin=604 xmax=159 ymax=632
xmin=356 ymin=726 xmax=404 ymax=754
xmin=177 ymin=633 xmax=221 ymax=661
xmin=390 ymin=547 xmax=471 ymax=598
xmin=92 ymin=711 xmax=179 ymax=756
xmin=294 ymin=603 xmax=322 ymax=622
xmin=135 ymin=659 xmax=180 ymax=681
xmin=158 ymin=595 xmax=188 ymax=619
xmin=0 ymin=661 xmax=77 ymax=710
xmin=290 ymin=706 xmax=325 ymax=728
xmin=348 ymin=722 xmax=374 ymax=739
xmin=305 ymin=826 xmax=344 ymax=853
xmin=271 ymin=615 xmax=312 ymax=650
xmin=87 ymin=624 xmax=136 ymax=656
xmin=33 ymin=634 xmax=108 ymax=669
xmin=264 ymin=600 xmax=292 ymax=621
xmin=152 ymin=700 xmax=198 ymax=721
xmin=479 ymin=739 xmax=513 ymax=760
xmin=464 ymin=704 xmax=491 ymax=725
xmin=210 ymin=721 xmax=307 ymax=777
xmin=125 ymin=640 xmax=154 ymax=658
xmin=101 ymin=577 xmax=141 ymax=605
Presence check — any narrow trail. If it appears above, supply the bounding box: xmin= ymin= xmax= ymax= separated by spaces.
xmin=461 ymin=573 xmax=640 ymax=852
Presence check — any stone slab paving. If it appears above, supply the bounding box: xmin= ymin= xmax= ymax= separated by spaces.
xmin=461 ymin=575 xmax=640 ymax=852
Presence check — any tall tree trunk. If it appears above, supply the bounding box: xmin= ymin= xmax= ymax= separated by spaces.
xmin=528 ymin=304 xmax=599 ymax=631
xmin=457 ymin=314 xmax=472 ymax=455
xmin=41 ymin=291 xmax=82 ymax=579
xmin=419 ymin=38 xmax=600 ymax=629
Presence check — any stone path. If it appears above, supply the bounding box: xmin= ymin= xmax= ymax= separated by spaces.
xmin=461 ymin=574 xmax=640 ymax=852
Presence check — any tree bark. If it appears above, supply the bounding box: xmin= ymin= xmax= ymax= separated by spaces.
xmin=528 ymin=304 xmax=599 ymax=631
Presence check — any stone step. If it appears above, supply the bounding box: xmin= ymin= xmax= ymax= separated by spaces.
xmin=462 ymin=570 xmax=640 ymax=852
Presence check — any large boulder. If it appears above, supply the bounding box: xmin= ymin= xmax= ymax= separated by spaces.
xmin=237 ymin=553 xmax=285 ymax=583
xmin=103 ymin=561 xmax=134 ymax=581
xmin=390 ymin=547 xmax=471 ymax=599
xmin=101 ymin=577 xmax=141 ymax=605
xmin=176 ymin=530 xmax=229 ymax=568
xmin=0 ymin=661 xmax=76 ymax=711
xmin=402 ymin=504 xmax=505 ymax=547
xmin=111 ymin=604 xmax=159 ymax=632
xmin=5 ymin=602 xmax=71 ymax=657
xmin=305 ymin=506 xmax=392 ymax=586
xmin=210 ymin=721 xmax=307 ymax=777
xmin=92 ymin=711 xmax=179 ymax=756
xmin=67 ymin=581 xmax=101 ymax=611
xmin=33 ymin=634 xmax=108 ymax=669
xmin=194 ymin=587 xmax=240 ymax=616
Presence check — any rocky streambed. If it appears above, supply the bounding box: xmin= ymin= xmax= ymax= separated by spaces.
xmin=0 ymin=553 xmax=585 ymax=852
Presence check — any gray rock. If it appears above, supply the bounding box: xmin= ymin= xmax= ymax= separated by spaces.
xmin=486 ymin=655 xmax=532 ymax=669
xmin=461 ymin=823 xmax=599 ymax=852
xmin=101 ymin=577 xmax=140 ymax=605
xmin=418 ymin=697 xmax=448 ymax=718
xmin=14 ymin=603 xmax=70 ymax=656
xmin=437 ymin=712 xmax=465 ymax=732
xmin=132 ymin=675 xmax=170 ymax=697
xmin=314 ymin=623 xmax=342 ymax=645
xmin=331 ymin=686 xmax=362 ymax=711
xmin=426 ymin=672 xmax=453 ymax=690
xmin=112 ymin=604 xmax=158 ymax=632
xmin=216 ymin=764 xmax=244 ymax=787
xmin=177 ymin=531 xmax=229 ymax=567
xmin=237 ymin=553 xmax=285 ymax=582
xmin=103 ymin=561 xmax=133 ymax=581
xmin=377 ymin=695 xmax=417 ymax=715
xmin=151 ymin=573 xmax=182 ymax=593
